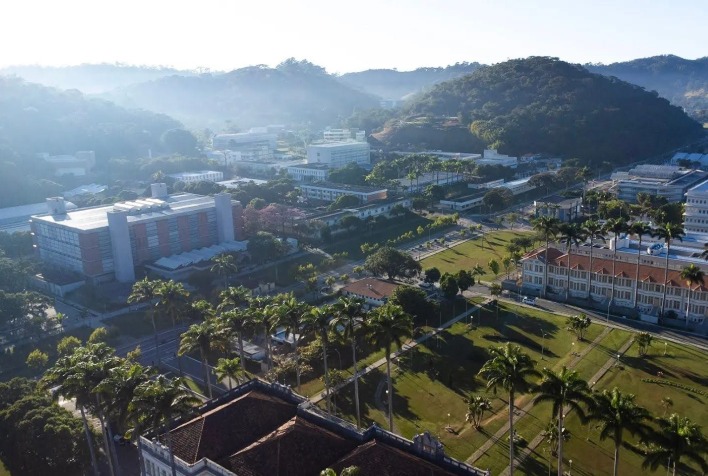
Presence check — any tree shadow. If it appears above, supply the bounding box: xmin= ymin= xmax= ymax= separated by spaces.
xmin=623 ymin=355 xmax=678 ymax=379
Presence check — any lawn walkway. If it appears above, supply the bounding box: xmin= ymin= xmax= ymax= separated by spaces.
xmin=465 ymin=326 xmax=612 ymax=465
xmin=309 ymin=297 xmax=490 ymax=405
xmin=497 ymin=335 xmax=636 ymax=476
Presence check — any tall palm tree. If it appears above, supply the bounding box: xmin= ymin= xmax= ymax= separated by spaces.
xmin=642 ymin=414 xmax=708 ymax=476
xmin=534 ymin=366 xmax=592 ymax=475
xmin=653 ymin=223 xmax=685 ymax=318
xmin=215 ymin=357 xmax=242 ymax=389
xmin=577 ymin=165 xmax=593 ymax=201
xmin=628 ymin=222 xmax=653 ymax=308
xmin=217 ymin=286 xmax=252 ymax=374
xmin=274 ymin=293 xmax=312 ymax=391
xmin=178 ymin=307 xmax=230 ymax=398
xmin=582 ymin=219 xmax=605 ymax=301
xmin=130 ymin=375 xmax=200 ymax=476
xmin=602 ymin=218 xmax=628 ymax=308
xmin=680 ymin=264 xmax=705 ymax=328
xmin=558 ymin=223 xmax=587 ymax=300
xmin=532 ymin=216 xmax=560 ymax=298
xmin=588 ymin=387 xmax=652 ymax=476
xmin=478 ymin=343 xmax=539 ymax=476
xmin=305 ymin=305 xmax=335 ymax=413
xmin=155 ymin=280 xmax=190 ymax=331
xmin=210 ymin=252 xmax=238 ymax=288
xmin=247 ymin=296 xmax=276 ymax=371
xmin=330 ymin=296 xmax=366 ymax=428
xmin=128 ymin=277 xmax=162 ymax=363
xmin=466 ymin=395 xmax=493 ymax=429
xmin=220 ymin=309 xmax=250 ymax=376
xmin=367 ymin=303 xmax=413 ymax=432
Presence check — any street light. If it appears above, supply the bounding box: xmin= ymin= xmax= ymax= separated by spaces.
xmin=615 ymin=353 xmax=621 ymax=367
xmin=607 ymin=299 xmax=613 ymax=323
xmin=569 ymin=459 xmax=573 ymax=475
xmin=540 ymin=330 xmax=548 ymax=360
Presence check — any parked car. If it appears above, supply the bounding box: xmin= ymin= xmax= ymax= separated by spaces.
xmin=521 ymin=296 xmax=536 ymax=306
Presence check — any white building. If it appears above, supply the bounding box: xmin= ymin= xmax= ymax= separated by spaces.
xmin=307 ymin=141 xmax=370 ymax=168
xmin=38 ymin=151 xmax=96 ymax=177
xmin=323 ymin=128 xmax=365 ymax=142
xmin=286 ymin=164 xmax=330 ymax=182
xmin=684 ymin=179 xmax=708 ymax=238
xmin=168 ymin=170 xmax=224 ymax=183
xmin=299 ymin=182 xmax=387 ymax=204
xmin=476 ymin=149 xmax=518 ymax=168
xmin=212 ymin=131 xmax=276 ymax=162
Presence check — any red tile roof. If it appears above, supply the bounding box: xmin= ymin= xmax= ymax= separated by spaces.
xmin=342 ymin=277 xmax=399 ymax=301
xmin=332 ymin=439 xmax=455 ymax=476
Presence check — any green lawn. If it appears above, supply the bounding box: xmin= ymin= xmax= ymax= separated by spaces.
xmin=0 ymin=458 xmax=10 ymax=476
xmin=102 ymin=310 xmax=173 ymax=339
xmin=421 ymin=230 xmax=533 ymax=278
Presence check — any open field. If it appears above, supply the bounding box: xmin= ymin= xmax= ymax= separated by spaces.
xmin=421 ymin=230 xmax=534 ymax=278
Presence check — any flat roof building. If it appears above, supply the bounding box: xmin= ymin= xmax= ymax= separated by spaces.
xmin=286 ymin=163 xmax=330 ymax=182
xmin=684 ymin=179 xmax=708 ymax=238
xmin=30 ymin=184 xmax=244 ymax=283
xmin=307 ymin=141 xmax=370 ymax=168
xmin=614 ymin=166 xmax=708 ymax=203
xmin=168 ymin=170 xmax=224 ymax=183
xmin=299 ymin=182 xmax=387 ymax=204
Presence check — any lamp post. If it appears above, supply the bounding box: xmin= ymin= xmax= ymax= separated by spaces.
xmin=540 ymin=330 xmax=548 ymax=360
xmin=607 ymin=298 xmax=612 ymax=323
xmin=615 ymin=353 xmax=621 ymax=367
xmin=569 ymin=459 xmax=573 ymax=475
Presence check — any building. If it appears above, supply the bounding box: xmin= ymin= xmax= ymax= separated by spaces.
xmin=613 ymin=165 xmax=708 ymax=203
xmin=341 ymin=277 xmax=399 ymax=308
xmin=476 ymin=149 xmax=518 ymax=168
xmin=439 ymin=192 xmax=486 ymax=212
xmin=300 ymin=198 xmax=412 ymax=229
xmin=323 ymin=128 xmax=365 ymax=142
xmin=299 ymin=182 xmax=387 ymax=204
xmin=394 ymin=151 xmax=481 ymax=162
xmin=307 ymin=141 xmax=370 ymax=168
xmin=30 ymin=184 xmax=244 ymax=283
xmin=286 ymin=163 xmax=330 ymax=182
xmin=38 ymin=151 xmax=96 ymax=177
xmin=212 ymin=132 xmax=277 ymax=162
xmin=168 ymin=170 xmax=224 ymax=183
xmin=63 ymin=183 xmax=107 ymax=199
xmin=394 ymin=172 xmax=465 ymax=194
xmin=217 ymin=177 xmax=268 ymax=190
xmin=534 ymin=195 xmax=582 ymax=222
xmin=139 ymin=379 xmax=483 ymax=476
xmin=0 ymin=201 xmax=77 ymax=234
xmin=683 ymin=179 xmax=708 ymax=238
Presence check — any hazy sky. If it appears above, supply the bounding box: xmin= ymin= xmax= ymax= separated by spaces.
xmin=2 ymin=0 xmax=705 ymax=73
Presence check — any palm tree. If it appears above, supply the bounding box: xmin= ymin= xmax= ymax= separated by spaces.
xmin=215 ymin=357 xmax=242 ymax=389
xmin=247 ymin=296 xmax=276 ymax=371
xmin=305 ymin=305 xmax=335 ymax=413
xmin=330 ymin=296 xmax=366 ymax=428
xmin=217 ymin=286 xmax=251 ymax=374
xmin=588 ymin=388 xmax=652 ymax=476
xmin=490 ymin=283 xmax=502 ymax=318
xmin=466 ymin=395 xmax=493 ymax=429
xmin=602 ymin=218 xmax=628 ymax=309
xmin=660 ymin=396 xmax=674 ymax=416
xmin=635 ymin=332 xmax=654 ymax=356
xmin=367 ymin=303 xmax=412 ymax=432
xmin=210 ymin=252 xmax=238 ymax=288
xmin=680 ymin=264 xmax=705 ymax=328
xmin=478 ymin=344 xmax=539 ymax=476
xmin=534 ymin=366 xmax=592 ymax=476
xmin=653 ymin=223 xmax=685 ymax=318
xmin=155 ymin=280 xmax=190 ymax=331
xmin=128 ymin=277 xmax=162 ymax=363
xmin=642 ymin=414 xmax=708 ymax=476
xmin=130 ymin=375 xmax=199 ymax=476
xmin=274 ymin=293 xmax=312 ymax=391
xmin=628 ymin=222 xmax=653 ymax=308
xmin=558 ymin=223 xmax=587 ymax=301
xmin=220 ymin=309 xmax=250 ymax=376
xmin=577 ymin=165 xmax=593 ymax=200
xmin=532 ymin=216 xmax=560 ymax=298
xmin=582 ymin=220 xmax=606 ymax=301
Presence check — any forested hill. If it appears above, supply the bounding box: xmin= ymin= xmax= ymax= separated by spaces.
xmin=376 ymin=57 xmax=704 ymax=165
xmin=0 ymin=64 xmax=196 ymax=94
xmin=338 ymin=62 xmax=482 ymax=100
xmin=106 ymin=59 xmax=380 ymax=129
xmin=586 ymin=55 xmax=708 ymax=123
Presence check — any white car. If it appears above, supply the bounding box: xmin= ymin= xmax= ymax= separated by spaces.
xmin=522 ymin=296 xmax=536 ymax=306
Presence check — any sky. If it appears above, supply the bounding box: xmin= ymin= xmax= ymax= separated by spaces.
xmin=1 ymin=0 xmax=705 ymax=73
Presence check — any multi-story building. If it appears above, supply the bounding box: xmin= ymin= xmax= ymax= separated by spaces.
xmin=168 ymin=170 xmax=224 ymax=183
xmin=323 ymin=128 xmax=365 ymax=142
xmin=613 ymin=165 xmax=708 ymax=204
xmin=683 ymin=179 xmax=708 ymax=237
xmin=286 ymin=163 xmax=330 ymax=182
xmin=299 ymin=182 xmax=387 ymax=204
xmin=30 ymin=184 xmax=244 ymax=283
xmin=140 ymin=379 xmax=483 ymax=476
xmin=476 ymin=149 xmax=518 ymax=168
xmin=534 ymin=195 xmax=582 ymax=222
xmin=212 ymin=132 xmax=277 ymax=162
xmin=307 ymin=141 xmax=370 ymax=168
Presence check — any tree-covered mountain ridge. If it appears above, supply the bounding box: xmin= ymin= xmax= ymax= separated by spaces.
xmin=375 ymin=57 xmax=704 ymax=166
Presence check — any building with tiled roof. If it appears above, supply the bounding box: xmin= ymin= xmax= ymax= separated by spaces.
xmin=520 ymin=246 xmax=708 ymax=326
xmin=140 ymin=380 xmax=485 ymax=476
xmin=341 ymin=277 xmax=399 ymax=308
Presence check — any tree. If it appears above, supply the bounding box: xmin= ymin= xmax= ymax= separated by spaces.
xmin=128 ymin=277 xmax=163 ymax=362
xmin=328 ymin=194 xmax=361 ymax=211
xmin=217 ymin=286 xmax=251 ymax=375
xmin=466 ymin=395 xmax=493 ymax=429
xmin=211 ymin=253 xmax=238 ymax=288
xmin=424 ymin=267 xmax=441 ymax=283
xmin=653 ymin=223 xmax=685 ymax=318
xmin=25 ymin=348 xmax=48 ymax=370
xmin=215 ymin=357 xmax=242 ymax=390
xmin=532 ymin=217 xmax=560 ymax=298
xmin=389 ymin=286 xmax=437 ymax=323
xmin=57 ymin=335 xmax=82 ymax=356
xmin=628 ymin=222 xmax=652 ymax=307
xmin=577 ymin=165 xmax=594 ymax=199
xmin=636 ymin=332 xmax=654 ymax=356
xmin=155 ymin=280 xmax=190 ymax=330
xmin=88 ymin=326 xmax=109 ymax=343
xmin=364 ymin=246 xmax=421 ymax=280
xmin=367 ymin=303 xmax=412 ymax=432
xmin=566 ymin=314 xmax=591 ymax=341
xmin=439 ymin=272 xmax=459 ymax=300
xmin=305 ymin=305 xmax=335 ymax=413
xmin=247 ymin=231 xmax=286 ymax=264
xmin=558 ymin=223 xmax=586 ymax=300
xmin=161 ymin=128 xmax=198 ymax=156
xmin=529 ymin=172 xmax=557 ymax=196
xmin=534 ymin=366 xmax=592 ymax=476
xmin=483 ymin=187 xmax=514 ymax=212
xmin=661 ymin=396 xmax=674 ymax=416
xmin=588 ymin=387 xmax=652 ymax=476
xmin=274 ymin=294 xmax=312 ymax=391
xmin=478 ymin=344 xmax=539 ymax=476
xmin=542 ymin=420 xmax=570 ymax=461
xmin=642 ymin=414 xmax=708 ymax=476
xmin=488 ymin=258 xmax=500 ymax=276
xmin=330 ymin=297 xmax=366 ymax=428
xmin=178 ymin=313 xmax=230 ymax=398
xmin=680 ymin=264 xmax=704 ymax=328
xmin=456 ymin=270 xmax=475 ymax=295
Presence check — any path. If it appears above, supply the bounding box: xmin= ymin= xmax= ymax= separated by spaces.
xmin=465 ymin=326 xmax=612 ymax=465
xmin=498 ymin=335 xmax=635 ymax=476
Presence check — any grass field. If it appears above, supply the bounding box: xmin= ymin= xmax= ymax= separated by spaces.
xmin=328 ymin=301 xmax=708 ymax=475
xmin=421 ymin=230 xmax=534 ymax=279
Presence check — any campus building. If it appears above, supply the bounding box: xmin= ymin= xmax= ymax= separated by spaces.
xmin=286 ymin=163 xmax=330 ymax=182
xmin=30 ymin=184 xmax=244 ymax=283
xmin=140 ymin=379 xmax=484 ymax=476
xmin=533 ymin=195 xmax=582 ymax=222
xmin=323 ymin=128 xmax=366 ymax=142
xmin=168 ymin=170 xmax=224 ymax=183
xmin=612 ymin=165 xmax=708 ymax=204
xmin=298 ymin=182 xmax=387 ymax=204
xmin=212 ymin=131 xmax=277 ymax=162
xmin=307 ymin=141 xmax=370 ymax=168
xmin=683 ymin=179 xmax=708 ymax=238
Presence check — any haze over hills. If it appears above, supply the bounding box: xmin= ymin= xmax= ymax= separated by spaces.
xmin=375 ymin=57 xmax=703 ymax=165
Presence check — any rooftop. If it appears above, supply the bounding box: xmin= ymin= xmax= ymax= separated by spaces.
xmin=342 ymin=277 xmax=399 ymax=301
xmin=308 ymin=141 xmax=369 ymax=149
xmin=168 ymin=170 xmax=222 ymax=178
xmin=300 ymin=181 xmax=386 ymax=193
xmin=287 ymin=163 xmax=331 ymax=170
xmin=688 ymin=178 xmax=708 ymax=194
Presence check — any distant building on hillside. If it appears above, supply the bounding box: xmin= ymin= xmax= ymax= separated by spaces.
xmin=323 ymin=128 xmax=366 ymax=142
xmin=212 ymin=131 xmax=277 ymax=162
xmin=307 ymin=141 xmax=370 ymax=168
xmin=298 ymin=182 xmax=387 ymax=204
xmin=38 ymin=151 xmax=96 ymax=177
xmin=476 ymin=149 xmax=518 ymax=168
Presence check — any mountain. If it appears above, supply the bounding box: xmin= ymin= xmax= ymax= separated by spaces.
xmin=375 ymin=57 xmax=704 ymax=165
xmin=0 ymin=64 xmax=198 ymax=95
xmin=105 ymin=59 xmax=380 ymax=129
xmin=587 ymin=55 xmax=708 ymax=123
xmin=338 ymin=62 xmax=482 ymax=100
